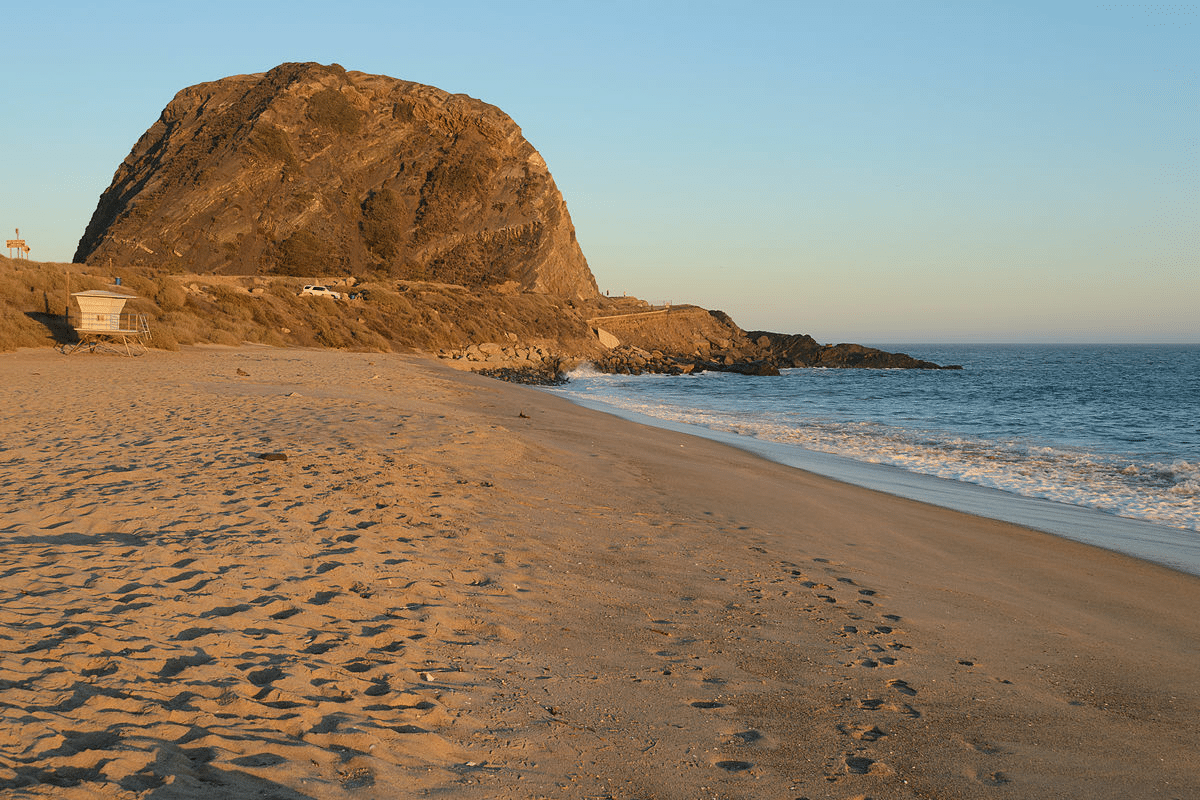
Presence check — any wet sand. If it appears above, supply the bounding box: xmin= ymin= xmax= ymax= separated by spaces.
xmin=1 ymin=346 xmax=1197 ymax=799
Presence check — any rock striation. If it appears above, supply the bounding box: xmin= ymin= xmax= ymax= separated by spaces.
xmin=74 ymin=62 xmax=599 ymax=300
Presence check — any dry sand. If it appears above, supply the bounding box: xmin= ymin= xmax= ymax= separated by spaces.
xmin=0 ymin=346 xmax=1197 ymax=800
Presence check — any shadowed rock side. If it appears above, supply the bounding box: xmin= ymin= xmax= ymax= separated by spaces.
xmin=74 ymin=62 xmax=599 ymax=300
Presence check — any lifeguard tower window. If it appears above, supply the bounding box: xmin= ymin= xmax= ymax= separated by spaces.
xmin=63 ymin=290 xmax=152 ymax=356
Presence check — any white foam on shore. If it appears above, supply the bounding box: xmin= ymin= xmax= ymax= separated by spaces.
xmin=557 ymin=384 xmax=1199 ymax=532
xmin=548 ymin=381 xmax=1200 ymax=576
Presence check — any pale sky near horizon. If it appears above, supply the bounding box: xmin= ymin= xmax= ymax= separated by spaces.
xmin=1 ymin=1 xmax=1195 ymax=343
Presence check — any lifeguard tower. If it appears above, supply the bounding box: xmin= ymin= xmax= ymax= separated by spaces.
xmin=64 ymin=290 xmax=151 ymax=356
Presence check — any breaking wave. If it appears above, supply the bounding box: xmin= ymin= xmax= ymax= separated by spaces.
xmin=553 ymin=346 xmax=1200 ymax=533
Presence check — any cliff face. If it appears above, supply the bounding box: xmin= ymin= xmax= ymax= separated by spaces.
xmin=74 ymin=63 xmax=599 ymax=300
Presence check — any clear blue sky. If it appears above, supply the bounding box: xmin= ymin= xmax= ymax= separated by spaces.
xmin=1 ymin=1 xmax=1196 ymax=342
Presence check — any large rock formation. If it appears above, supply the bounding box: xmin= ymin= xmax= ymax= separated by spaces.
xmin=74 ymin=62 xmax=599 ymax=300
xmin=64 ymin=62 xmax=956 ymax=372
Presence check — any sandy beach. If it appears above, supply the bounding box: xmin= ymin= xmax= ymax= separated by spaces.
xmin=1 ymin=346 xmax=1197 ymax=800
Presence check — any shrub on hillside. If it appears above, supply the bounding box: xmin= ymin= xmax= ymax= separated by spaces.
xmin=155 ymin=280 xmax=187 ymax=312
xmin=272 ymin=229 xmax=350 ymax=277
xmin=248 ymin=123 xmax=298 ymax=168
xmin=360 ymin=188 xmax=405 ymax=262
xmin=307 ymin=88 xmax=362 ymax=135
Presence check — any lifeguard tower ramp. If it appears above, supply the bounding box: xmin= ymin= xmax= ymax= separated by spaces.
xmin=63 ymin=290 xmax=151 ymax=356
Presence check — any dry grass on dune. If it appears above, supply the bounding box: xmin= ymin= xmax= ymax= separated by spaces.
xmin=0 ymin=256 xmax=603 ymax=355
xmin=0 ymin=256 xmax=89 ymax=350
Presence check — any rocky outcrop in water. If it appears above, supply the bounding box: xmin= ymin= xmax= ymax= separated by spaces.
xmin=577 ymin=305 xmax=959 ymax=373
xmin=748 ymin=332 xmax=961 ymax=369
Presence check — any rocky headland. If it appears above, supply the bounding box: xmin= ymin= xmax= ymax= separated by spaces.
xmin=75 ymin=62 xmax=597 ymax=300
xmin=5 ymin=63 xmax=958 ymax=373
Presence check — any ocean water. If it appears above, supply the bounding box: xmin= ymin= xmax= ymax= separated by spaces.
xmin=548 ymin=344 xmax=1200 ymax=574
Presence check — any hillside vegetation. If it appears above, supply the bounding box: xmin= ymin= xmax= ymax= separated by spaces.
xmin=1 ymin=257 xmax=957 ymax=372
xmin=0 ymin=256 xmax=605 ymax=356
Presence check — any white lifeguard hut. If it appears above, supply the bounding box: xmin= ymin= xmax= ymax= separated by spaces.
xmin=64 ymin=290 xmax=151 ymax=356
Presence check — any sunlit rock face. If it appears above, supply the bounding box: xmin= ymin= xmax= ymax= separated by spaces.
xmin=75 ymin=62 xmax=599 ymax=300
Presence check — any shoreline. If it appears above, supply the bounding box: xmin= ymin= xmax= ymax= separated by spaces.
xmin=1 ymin=346 xmax=1197 ymax=799
xmin=551 ymin=392 xmax=1200 ymax=577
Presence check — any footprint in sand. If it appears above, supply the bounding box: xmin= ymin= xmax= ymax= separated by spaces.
xmin=724 ymin=729 xmax=763 ymax=745
xmin=201 ymin=603 xmax=252 ymax=618
xmin=850 ymin=725 xmax=887 ymax=742
xmin=173 ymin=626 xmax=219 ymax=642
xmin=858 ymin=697 xmax=921 ymax=718
xmin=845 ymin=755 xmax=875 ymax=774
xmin=247 ymin=665 xmax=286 ymax=686
xmin=159 ymin=651 xmax=215 ymax=678
xmin=962 ymin=737 xmax=1005 ymax=755
xmin=976 ymin=770 xmax=1011 ymax=786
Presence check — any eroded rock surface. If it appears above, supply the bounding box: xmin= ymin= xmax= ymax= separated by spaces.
xmin=75 ymin=62 xmax=599 ymax=300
